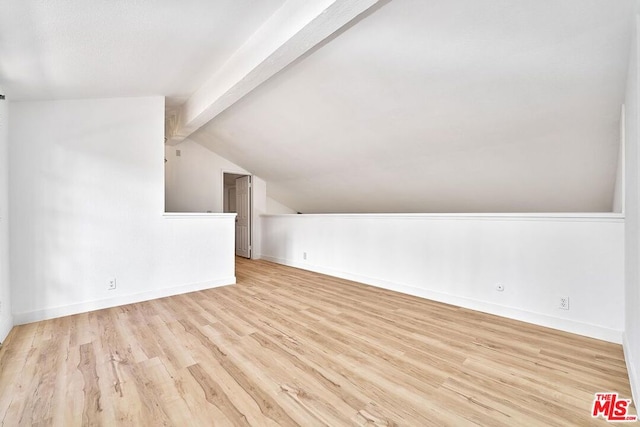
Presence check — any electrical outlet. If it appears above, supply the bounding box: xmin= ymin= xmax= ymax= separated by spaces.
xmin=559 ymin=296 xmax=570 ymax=310
xmin=496 ymin=284 xmax=505 ymax=292
xmin=303 ymin=252 xmax=307 ymax=260
xmin=108 ymin=278 xmax=117 ymax=291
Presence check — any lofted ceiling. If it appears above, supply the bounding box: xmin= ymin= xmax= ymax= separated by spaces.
xmin=0 ymin=0 xmax=637 ymax=213
xmin=191 ymin=0 xmax=636 ymax=213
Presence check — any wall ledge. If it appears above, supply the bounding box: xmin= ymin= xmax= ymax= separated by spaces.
xmin=163 ymin=212 xmax=236 ymax=219
xmin=261 ymin=213 xmax=624 ymax=222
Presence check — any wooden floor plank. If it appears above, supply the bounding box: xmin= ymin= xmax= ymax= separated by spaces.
xmin=0 ymin=257 xmax=635 ymax=425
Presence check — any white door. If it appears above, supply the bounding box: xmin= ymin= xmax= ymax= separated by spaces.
xmin=235 ymin=175 xmax=251 ymax=258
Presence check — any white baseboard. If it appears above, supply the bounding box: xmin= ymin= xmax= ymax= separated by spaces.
xmin=262 ymin=255 xmax=622 ymax=344
xmin=13 ymin=277 xmax=236 ymax=325
xmin=0 ymin=315 xmax=13 ymax=344
xmin=623 ymin=333 xmax=639 ymax=405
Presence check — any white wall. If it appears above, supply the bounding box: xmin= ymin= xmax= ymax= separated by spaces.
xmin=624 ymin=13 xmax=640 ymax=407
xmin=267 ymin=197 xmax=297 ymax=214
xmin=0 ymin=93 xmax=11 ymax=342
xmin=9 ymin=97 xmax=236 ymax=323
xmin=165 ymin=138 xmax=296 ymax=216
xmin=164 ymin=138 xmax=249 ymax=212
xmin=262 ymin=213 xmax=624 ymax=343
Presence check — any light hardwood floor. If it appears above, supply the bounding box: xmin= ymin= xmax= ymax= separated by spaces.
xmin=0 ymin=257 xmax=635 ymax=426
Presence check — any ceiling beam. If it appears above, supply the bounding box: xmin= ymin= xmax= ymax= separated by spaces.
xmin=165 ymin=0 xmax=381 ymax=145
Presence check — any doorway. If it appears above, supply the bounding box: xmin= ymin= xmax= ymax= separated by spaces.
xmin=223 ymin=172 xmax=252 ymax=258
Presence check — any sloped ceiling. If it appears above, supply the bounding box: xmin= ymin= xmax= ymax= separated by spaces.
xmin=191 ymin=0 xmax=635 ymax=213
xmin=0 ymin=0 xmax=285 ymax=110
xmin=0 ymin=0 xmax=635 ymax=213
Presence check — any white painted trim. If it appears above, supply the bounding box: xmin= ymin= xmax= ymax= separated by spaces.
xmin=12 ymin=277 xmax=236 ymax=325
xmin=163 ymin=213 xmax=236 ymax=219
xmin=262 ymin=255 xmax=623 ymax=343
xmin=0 ymin=315 xmax=13 ymax=344
xmin=623 ymin=333 xmax=640 ymax=406
xmin=261 ymin=213 xmax=625 ymax=222
xmin=620 ymin=104 xmax=626 ymax=215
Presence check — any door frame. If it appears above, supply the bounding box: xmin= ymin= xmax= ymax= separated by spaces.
xmin=221 ymin=170 xmax=252 ymax=257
